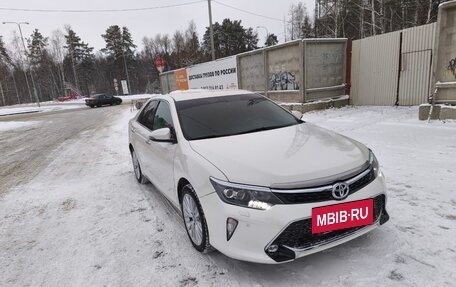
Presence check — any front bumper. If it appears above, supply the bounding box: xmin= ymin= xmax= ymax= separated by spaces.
xmin=199 ymin=174 xmax=388 ymax=264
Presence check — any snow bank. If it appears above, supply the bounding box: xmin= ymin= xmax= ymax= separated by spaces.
xmin=0 ymin=121 xmax=40 ymax=131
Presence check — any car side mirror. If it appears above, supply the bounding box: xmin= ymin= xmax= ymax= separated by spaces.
xmin=291 ymin=110 xmax=303 ymax=119
xmin=149 ymin=128 xmax=176 ymax=144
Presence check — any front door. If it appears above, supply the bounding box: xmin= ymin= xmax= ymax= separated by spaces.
xmin=143 ymin=101 xmax=177 ymax=199
xmin=132 ymin=100 xmax=159 ymax=182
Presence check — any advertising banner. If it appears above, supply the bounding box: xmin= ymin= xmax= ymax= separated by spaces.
xmin=174 ymin=69 xmax=189 ymax=90
xmin=187 ymin=56 xmax=238 ymax=90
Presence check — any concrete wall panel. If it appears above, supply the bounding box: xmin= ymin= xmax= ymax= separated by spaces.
xmin=238 ymin=52 xmax=265 ymax=92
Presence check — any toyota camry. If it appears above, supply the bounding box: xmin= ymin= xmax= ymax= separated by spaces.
xmin=128 ymin=90 xmax=389 ymax=264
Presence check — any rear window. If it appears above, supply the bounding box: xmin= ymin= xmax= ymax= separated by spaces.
xmin=175 ymin=93 xmax=301 ymax=140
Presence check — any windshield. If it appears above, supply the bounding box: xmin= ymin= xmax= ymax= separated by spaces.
xmin=175 ymin=93 xmax=302 ymax=140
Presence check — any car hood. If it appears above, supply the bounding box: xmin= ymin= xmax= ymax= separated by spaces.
xmin=189 ymin=123 xmax=369 ymax=188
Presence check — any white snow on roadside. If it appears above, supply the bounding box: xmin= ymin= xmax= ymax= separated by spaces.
xmin=0 ymin=105 xmax=83 ymax=116
xmin=0 ymin=94 xmax=156 ymax=116
xmin=0 ymin=121 xmax=40 ymax=131
xmin=0 ymin=105 xmax=455 ymax=287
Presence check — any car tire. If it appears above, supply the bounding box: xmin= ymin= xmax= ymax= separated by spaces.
xmin=180 ymin=184 xmax=213 ymax=253
xmin=131 ymin=149 xmax=148 ymax=184
xmin=90 ymin=105 xmax=94 ymax=108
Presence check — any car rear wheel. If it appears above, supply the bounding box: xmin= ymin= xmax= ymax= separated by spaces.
xmin=180 ymin=184 xmax=213 ymax=253
xmin=131 ymin=150 xmax=148 ymax=184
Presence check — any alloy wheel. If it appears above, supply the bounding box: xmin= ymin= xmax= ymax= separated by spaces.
xmin=182 ymin=194 xmax=203 ymax=246
xmin=132 ymin=151 xmax=140 ymax=180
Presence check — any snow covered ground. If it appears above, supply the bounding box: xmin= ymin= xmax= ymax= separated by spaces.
xmin=0 ymin=94 xmax=155 ymax=116
xmin=0 ymin=105 xmax=455 ymax=286
xmin=0 ymin=121 xmax=40 ymax=131
xmin=0 ymin=104 xmax=83 ymax=116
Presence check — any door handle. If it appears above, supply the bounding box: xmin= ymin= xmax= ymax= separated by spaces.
xmin=145 ymin=139 xmax=152 ymax=145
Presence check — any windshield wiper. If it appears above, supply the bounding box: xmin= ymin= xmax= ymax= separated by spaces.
xmin=233 ymin=124 xmax=293 ymax=136
xmin=191 ymin=134 xmax=223 ymax=140
xmin=190 ymin=124 xmax=299 ymax=140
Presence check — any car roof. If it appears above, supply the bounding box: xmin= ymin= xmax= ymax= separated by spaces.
xmin=168 ymin=89 xmax=255 ymax=102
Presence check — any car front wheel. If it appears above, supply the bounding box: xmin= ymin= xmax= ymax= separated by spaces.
xmin=180 ymin=184 xmax=213 ymax=253
xmin=131 ymin=149 xmax=148 ymax=184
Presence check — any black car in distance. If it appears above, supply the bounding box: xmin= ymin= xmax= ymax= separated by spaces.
xmin=85 ymin=94 xmax=122 ymax=108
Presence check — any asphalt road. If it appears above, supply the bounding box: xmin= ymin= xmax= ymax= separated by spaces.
xmin=0 ymin=105 xmax=125 ymax=195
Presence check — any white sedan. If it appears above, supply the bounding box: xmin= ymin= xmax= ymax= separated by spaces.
xmin=128 ymin=90 xmax=389 ymax=264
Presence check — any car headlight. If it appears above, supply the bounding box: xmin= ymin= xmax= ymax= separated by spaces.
xmin=209 ymin=177 xmax=282 ymax=210
xmin=369 ymin=150 xmax=379 ymax=177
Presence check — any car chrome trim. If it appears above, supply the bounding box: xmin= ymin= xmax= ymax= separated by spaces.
xmin=211 ymin=165 xmax=373 ymax=195
xmin=270 ymin=166 xmax=372 ymax=194
xmin=285 ymin=219 xmax=381 ymax=253
xmin=270 ymin=161 xmax=370 ymax=189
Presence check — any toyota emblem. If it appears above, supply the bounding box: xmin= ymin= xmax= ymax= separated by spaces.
xmin=332 ymin=182 xmax=350 ymax=200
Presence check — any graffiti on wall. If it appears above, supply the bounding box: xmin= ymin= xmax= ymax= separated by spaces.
xmin=448 ymin=58 xmax=456 ymax=79
xmin=269 ymin=72 xmax=299 ymax=91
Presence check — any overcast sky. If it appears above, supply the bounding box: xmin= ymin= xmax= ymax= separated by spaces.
xmin=0 ymin=0 xmax=315 ymax=51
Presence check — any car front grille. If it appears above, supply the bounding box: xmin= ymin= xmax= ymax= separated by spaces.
xmin=265 ymin=194 xmax=387 ymax=262
xmin=272 ymin=168 xmax=376 ymax=204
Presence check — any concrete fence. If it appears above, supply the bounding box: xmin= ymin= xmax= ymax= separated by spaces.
xmin=159 ymin=39 xmax=348 ymax=105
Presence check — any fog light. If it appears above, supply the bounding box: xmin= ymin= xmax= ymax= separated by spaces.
xmin=267 ymin=244 xmax=279 ymax=253
xmin=226 ymin=218 xmax=238 ymax=241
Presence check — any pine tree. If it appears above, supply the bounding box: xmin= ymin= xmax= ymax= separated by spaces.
xmin=27 ymin=29 xmax=48 ymax=66
xmin=265 ymin=34 xmax=279 ymax=47
xmin=101 ymin=25 xmax=136 ymax=60
xmin=64 ymin=27 xmax=94 ymax=94
xmin=101 ymin=25 xmax=137 ymax=94
xmin=0 ymin=36 xmax=10 ymax=64
xmin=202 ymin=19 xmax=258 ymax=59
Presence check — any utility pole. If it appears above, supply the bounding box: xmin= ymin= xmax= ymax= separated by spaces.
xmin=3 ymin=21 xmax=40 ymax=107
xmin=122 ymin=43 xmax=131 ymax=94
xmin=208 ymin=0 xmax=216 ymax=61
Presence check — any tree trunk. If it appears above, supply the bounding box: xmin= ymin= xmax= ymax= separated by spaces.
xmin=360 ymin=2 xmax=365 ymax=39
xmin=427 ymin=0 xmax=433 ymax=23
xmin=371 ymin=0 xmax=376 ymax=35
xmin=11 ymin=72 xmax=20 ymax=104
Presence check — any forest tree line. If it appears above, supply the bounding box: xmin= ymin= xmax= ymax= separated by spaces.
xmin=0 ymin=0 xmax=450 ymax=106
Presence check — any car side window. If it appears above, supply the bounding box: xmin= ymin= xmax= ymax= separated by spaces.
xmin=152 ymin=102 xmax=174 ymax=131
xmin=137 ymin=100 xmax=159 ymax=130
